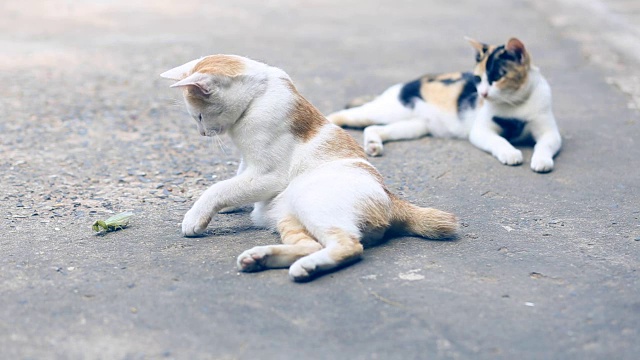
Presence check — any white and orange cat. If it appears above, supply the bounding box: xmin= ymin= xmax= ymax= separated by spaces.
xmin=161 ymin=55 xmax=458 ymax=282
xmin=327 ymin=37 xmax=562 ymax=173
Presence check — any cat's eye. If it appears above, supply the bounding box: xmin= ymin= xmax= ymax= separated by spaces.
xmin=198 ymin=113 xmax=203 ymax=122
xmin=473 ymin=75 xmax=481 ymax=84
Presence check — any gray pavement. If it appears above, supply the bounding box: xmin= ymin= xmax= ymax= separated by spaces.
xmin=1 ymin=0 xmax=639 ymax=359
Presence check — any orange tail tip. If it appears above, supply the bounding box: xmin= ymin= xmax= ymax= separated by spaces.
xmin=390 ymin=196 xmax=458 ymax=239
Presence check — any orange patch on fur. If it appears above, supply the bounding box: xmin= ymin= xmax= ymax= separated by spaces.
xmin=357 ymin=197 xmax=391 ymax=235
xmin=192 ymin=55 xmax=245 ymax=77
xmin=474 ymin=42 xmax=531 ymax=93
xmin=251 ymin=215 xmax=322 ymax=267
xmin=472 ymin=44 xmax=497 ymax=75
xmin=390 ymin=195 xmax=458 ymax=239
xmin=324 ymin=227 xmax=364 ymax=263
xmin=317 ymin=128 xmax=367 ymax=160
xmin=349 ymin=162 xmax=392 ymax=237
xmin=494 ymin=46 xmax=530 ymax=92
xmin=495 ymin=65 xmax=528 ymax=92
xmin=277 ymin=215 xmax=315 ymax=245
xmin=420 ymin=72 xmax=467 ymax=114
xmin=284 ymin=80 xmax=328 ymax=142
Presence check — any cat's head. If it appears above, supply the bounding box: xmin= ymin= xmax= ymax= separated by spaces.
xmin=161 ymin=55 xmax=267 ymax=136
xmin=466 ymin=37 xmax=531 ymax=103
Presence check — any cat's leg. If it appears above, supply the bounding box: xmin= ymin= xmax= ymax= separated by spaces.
xmin=327 ymin=105 xmax=379 ymax=128
xmin=529 ymin=115 xmax=562 ymax=173
xmin=327 ymin=84 xmax=410 ymax=128
xmin=237 ymin=215 xmax=322 ymax=272
xmin=469 ymin=117 xmax=523 ymax=165
xmin=363 ymin=118 xmax=430 ymax=156
xmin=219 ymin=157 xmax=247 ymax=213
xmin=182 ymin=171 xmax=283 ymax=236
xmin=288 ymin=227 xmax=363 ymax=282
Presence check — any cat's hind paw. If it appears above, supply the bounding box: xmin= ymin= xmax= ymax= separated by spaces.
xmin=530 ymin=156 xmax=554 ymax=173
xmin=365 ymin=140 xmax=384 ymax=157
xmin=289 ymin=257 xmax=318 ymax=282
xmin=237 ymin=246 xmax=271 ymax=272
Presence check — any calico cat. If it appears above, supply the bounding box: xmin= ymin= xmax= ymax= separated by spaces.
xmin=160 ymin=55 xmax=458 ymax=282
xmin=327 ymin=37 xmax=562 ymax=173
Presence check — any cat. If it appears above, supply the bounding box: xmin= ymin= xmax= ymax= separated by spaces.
xmin=160 ymin=54 xmax=458 ymax=282
xmin=327 ymin=37 xmax=562 ymax=173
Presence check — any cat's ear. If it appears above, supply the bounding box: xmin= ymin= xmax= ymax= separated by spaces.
xmin=169 ymin=72 xmax=214 ymax=97
xmin=465 ymin=36 xmax=488 ymax=62
xmin=160 ymin=58 xmax=203 ymax=81
xmin=506 ymin=38 xmax=527 ymax=63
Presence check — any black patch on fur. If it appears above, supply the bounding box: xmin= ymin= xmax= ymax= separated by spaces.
xmin=492 ymin=117 xmax=526 ymax=140
xmin=485 ymin=45 xmax=507 ymax=85
xmin=475 ymin=44 xmax=490 ymax=62
xmin=398 ymin=78 xmax=423 ymax=108
xmin=434 ymin=77 xmax=459 ymax=85
xmin=457 ymin=72 xmax=478 ymax=112
xmin=485 ymin=45 xmax=523 ymax=85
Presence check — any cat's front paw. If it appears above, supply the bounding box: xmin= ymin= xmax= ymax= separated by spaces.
xmin=181 ymin=206 xmax=212 ymax=237
xmin=494 ymin=148 xmax=523 ymax=166
xmin=530 ymin=155 xmax=554 ymax=173
xmin=365 ymin=140 xmax=384 ymax=157
xmin=237 ymin=246 xmax=271 ymax=272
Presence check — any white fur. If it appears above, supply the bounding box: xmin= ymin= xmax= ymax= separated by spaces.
xmin=469 ymin=67 xmax=562 ymax=172
xmin=163 ymin=56 xmax=394 ymax=281
xmin=328 ymin=84 xmax=473 ymax=156
xmin=160 ymin=58 xmax=204 ymax=80
xmin=327 ymin=66 xmax=561 ymax=172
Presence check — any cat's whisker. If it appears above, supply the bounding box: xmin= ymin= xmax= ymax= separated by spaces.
xmin=208 ymin=135 xmax=217 ymax=154
xmin=210 ymin=130 xmax=229 ymax=155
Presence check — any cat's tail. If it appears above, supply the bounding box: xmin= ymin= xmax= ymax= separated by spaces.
xmin=345 ymin=94 xmax=377 ymax=109
xmin=390 ymin=195 xmax=458 ymax=239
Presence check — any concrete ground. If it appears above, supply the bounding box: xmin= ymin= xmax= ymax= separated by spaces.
xmin=1 ymin=0 xmax=638 ymax=359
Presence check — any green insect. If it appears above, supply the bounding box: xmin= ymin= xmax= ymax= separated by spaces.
xmin=92 ymin=211 xmax=133 ymax=233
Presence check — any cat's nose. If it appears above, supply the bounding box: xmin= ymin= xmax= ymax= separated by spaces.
xmin=480 ymin=91 xmax=488 ymax=98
